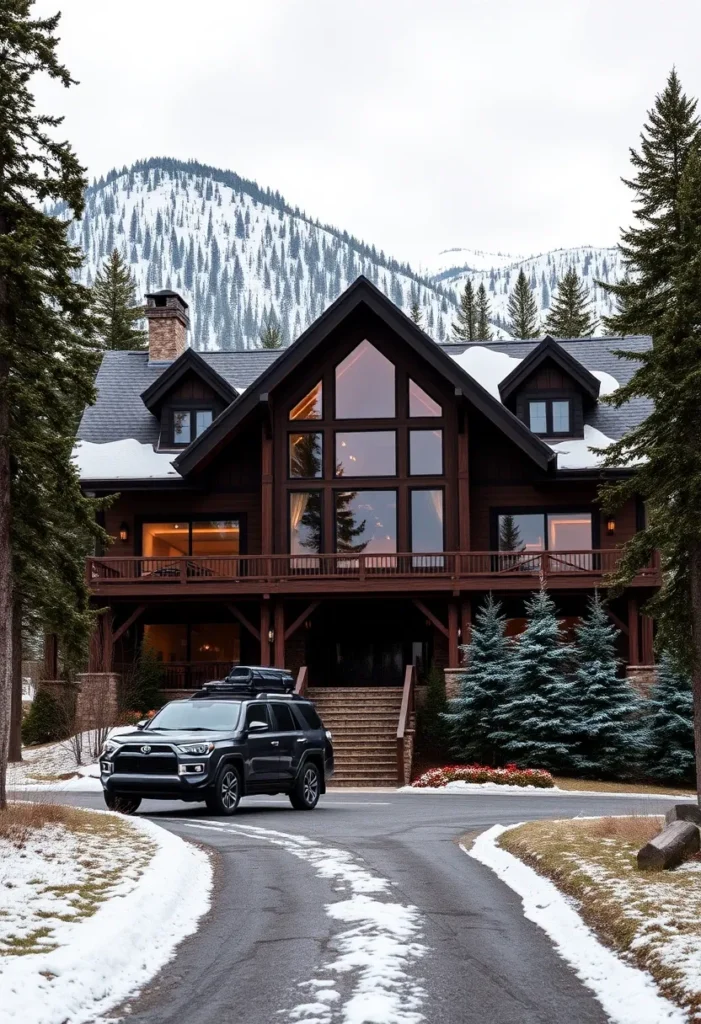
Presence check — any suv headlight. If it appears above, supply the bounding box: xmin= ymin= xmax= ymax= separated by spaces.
xmin=101 ymin=740 xmax=119 ymax=756
xmin=177 ymin=742 xmax=215 ymax=755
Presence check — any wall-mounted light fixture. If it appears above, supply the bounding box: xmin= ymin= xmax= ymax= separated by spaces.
xmin=606 ymin=516 xmax=616 ymax=536
xmin=119 ymin=522 xmax=129 ymax=543
xmin=268 ymin=629 xmax=274 ymax=644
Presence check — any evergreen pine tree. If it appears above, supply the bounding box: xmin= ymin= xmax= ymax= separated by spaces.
xmin=409 ymin=300 xmax=423 ymax=328
xmin=498 ymin=514 xmax=523 ymax=551
xmin=259 ymin=321 xmax=283 ymax=349
xmin=442 ymin=596 xmax=516 ymax=764
xmin=475 ymin=283 xmax=492 ymax=340
xmin=507 ymin=269 xmax=540 ymax=338
xmin=417 ymin=662 xmax=448 ymax=753
xmin=600 ymin=70 xmax=700 ymax=338
xmin=452 ymin=280 xmax=478 ymax=341
xmin=491 ymin=586 xmax=575 ymax=771
xmin=92 ymin=249 xmax=147 ymax=350
xmin=642 ymin=654 xmax=696 ymax=783
xmin=0 ymin=5 xmax=107 ymax=805
xmin=569 ymin=593 xmax=641 ymax=777
xmin=544 ymin=268 xmax=598 ymax=337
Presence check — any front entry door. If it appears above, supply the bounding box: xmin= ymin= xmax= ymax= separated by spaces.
xmin=269 ymin=702 xmax=305 ymax=780
xmin=243 ymin=704 xmax=281 ymax=783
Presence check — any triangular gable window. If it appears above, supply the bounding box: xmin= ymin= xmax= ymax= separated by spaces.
xmin=409 ymin=379 xmax=441 ymax=417
xmin=335 ymin=340 xmax=395 ymax=418
xmin=289 ymin=381 xmax=323 ymax=421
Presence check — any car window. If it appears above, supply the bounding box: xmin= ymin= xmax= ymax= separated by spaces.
xmin=147 ymin=700 xmax=242 ymax=730
xmin=245 ymin=704 xmax=269 ymax=728
xmin=293 ymin=703 xmax=322 ymax=731
xmin=271 ymin=703 xmax=297 ymax=731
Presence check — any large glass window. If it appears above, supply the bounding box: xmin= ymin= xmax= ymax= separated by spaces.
xmin=196 ymin=410 xmax=213 ymax=435
xmin=409 ymin=379 xmax=441 ymax=417
xmin=143 ymin=623 xmax=240 ymax=666
xmin=190 ymin=521 xmax=240 ymax=556
xmin=552 ymin=401 xmax=570 ymax=433
xmin=498 ymin=514 xmax=545 ymax=553
xmin=289 ymin=491 xmax=322 ymax=555
xmin=335 ymin=341 xmax=395 ymax=418
xmin=142 ymin=522 xmax=189 ymax=558
xmin=411 ymin=490 xmax=444 ymax=554
xmin=528 ymin=401 xmax=547 ymax=434
xmin=142 ymin=520 xmax=240 ymax=558
xmin=548 ymin=513 xmax=592 ymax=550
xmin=289 ymin=433 xmax=323 ymax=478
xmin=497 ymin=511 xmax=593 ymax=570
xmin=409 ymin=429 xmax=443 ymax=475
xmin=528 ymin=399 xmax=571 ymax=436
xmin=335 ymin=431 xmax=396 ymax=477
xmin=335 ymin=490 xmax=397 ymax=555
xmin=172 ymin=409 xmax=213 ymax=446
xmin=143 ymin=624 xmax=188 ymax=663
xmin=290 ymin=382 xmax=322 ymax=421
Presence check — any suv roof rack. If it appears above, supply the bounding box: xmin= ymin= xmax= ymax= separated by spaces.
xmin=192 ymin=665 xmax=296 ymax=700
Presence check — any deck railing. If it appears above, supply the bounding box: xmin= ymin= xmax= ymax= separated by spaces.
xmin=396 ymin=664 xmax=416 ymax=787
xmin=87 ymin=549 xmax=660 ymax=587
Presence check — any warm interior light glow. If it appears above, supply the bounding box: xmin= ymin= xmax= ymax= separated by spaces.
xmin=290 ymin=382 xmax=322 ymax=420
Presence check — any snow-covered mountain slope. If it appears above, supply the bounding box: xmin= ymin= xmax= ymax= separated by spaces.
xmin=54 ymin=158 xmax=458 ymax=351
xmin=433 ymin=246 xmax=625 ymax=334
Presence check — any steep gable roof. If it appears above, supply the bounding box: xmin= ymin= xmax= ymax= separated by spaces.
xmin=140 ymin=347 xmax=237 ymax=413
xmin=173 ymin=276 xmax=556 ymax=475
xmin=498 ymin=335 xmax=601 ymax=404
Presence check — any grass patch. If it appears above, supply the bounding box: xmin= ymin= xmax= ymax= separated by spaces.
xmin=554 ymin=776 xmax=697 ymax=797
xmin=500 ymin=816 xmax=701 ymax=1020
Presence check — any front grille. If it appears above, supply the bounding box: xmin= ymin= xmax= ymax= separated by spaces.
xmin=114 ymin=753 xmax=178 ymax=775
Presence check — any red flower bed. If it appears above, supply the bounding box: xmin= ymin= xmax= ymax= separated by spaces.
xmin=411 ymin=764 xmax=555 ymax=789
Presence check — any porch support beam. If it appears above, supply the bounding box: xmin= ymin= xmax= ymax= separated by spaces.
xmin=628 ymin=595 xmax=639 ymax=666
xmin=284 ymin=601 xmax=320 ymax=641
xmin=412 ymin=599 xmax=448 ymax=638
xmin=261 ymin=424 xmax=273 ymax=557
xmin=458 ymin=421 xmax=470 ymax=551
xmin=448 ymin=600 xmax=460 ymax=668
xmin=111 ymin=604 xmax=146 ymax=646
xmin=641 ymin=614 xmax=655 ymax=664
xmin=89 ymin=608 xmax=114 ymax=674
xmin=260 ymin=600 xmax=271 ymax=667
xmin=606 ymin=608 xmax=629 ymax=637
xmin=460 ymin=597 xmax=472 ymax=663
xmin=226 ymin=603 xmax=260 ymax=642
xmin=274 ymin=600 xmax=285 ymax=668
xmin=43 ymin=633 xmax=58 ymax=679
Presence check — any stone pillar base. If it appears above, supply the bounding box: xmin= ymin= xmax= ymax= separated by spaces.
xmin=75 ymin=672 xmax=120 ymax=730
xmin=626 ymin=665 xmax=658 ymax=695
xmin=444 ymin=668 xmax=465 ymax=701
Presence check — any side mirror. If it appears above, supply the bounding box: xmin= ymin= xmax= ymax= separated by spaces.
xmin=248 ymin=720 xmax=268 ymax=733
xmin=137 ymin=719 xmax=148 ymax=728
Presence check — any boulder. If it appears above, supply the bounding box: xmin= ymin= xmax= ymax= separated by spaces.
xmin=664 ymin=803 xmax=701 ymax=827
xmin=637 ymin=820 xmax=700 ymax=871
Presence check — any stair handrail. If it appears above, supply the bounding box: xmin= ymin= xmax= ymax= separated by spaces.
xmin=295 ymin=665 xmax=309 ymax=697
xmin=396 ymin=664 xmax=416 ymax=787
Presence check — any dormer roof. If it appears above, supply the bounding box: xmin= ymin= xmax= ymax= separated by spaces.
xmin=140 ymin=347 xmax=237 ymax=415
xmin=498 ymin=335 xmax=601 ymax=405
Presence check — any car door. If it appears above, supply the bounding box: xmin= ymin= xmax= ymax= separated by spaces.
xmin=243 ymin=703 xmax=282 ymax=784
xmin=269 ymin=702 xmax=304 ymax=780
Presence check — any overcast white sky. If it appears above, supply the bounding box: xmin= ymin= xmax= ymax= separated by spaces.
xmin=33 ymin=0 xmax=701 ymax=269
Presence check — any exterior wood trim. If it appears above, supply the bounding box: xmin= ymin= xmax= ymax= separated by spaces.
xmin=225 ymin=603 xmax=261 ymax=642
xmin=112 ymin=605 xmax=146 ymax=645
xmin=141 ymin=348 xmax=236 ymax=413
xmin=260 ymin=601 xmax=271 ymax=667
xmin=412 ymin=598 xmax=448 ymax=638
xmin=628 ymin=595 xmax=639 ymax=665
xmin=498 ymin=336 xmax=601 ymax=404
xmin=284 ymin=601 xmax=320 ymax=641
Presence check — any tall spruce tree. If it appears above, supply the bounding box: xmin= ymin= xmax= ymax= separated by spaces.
xmin=475 ymin=283 xmax=492 ymax=340
xmin=597 ymin=92 xmax=701 ymax=802
xmin=259 ymin=321 xmax=282 ymax=349
xmin=92 ymin=249 xmax=147 ymax=349
xmin=442 ymin=595 xmax=516 ymax=764
xmin=507 ymin=269 xmax=539 ymax=339
xmin=490 ymin=586 xmax=575 ymax=771
xmin=409 ymin=300 xmax=423 ymax=328
xmin=0 ymin=4 xmax=107 ymax=804
xmin=600 ymin=70 xmax=700 ymax=338
xmin=569 ymin=593 xmax=641 ymax=777
xmin=452 ymin=280 xmax=478 ymax=341
xmin=642 ymin=654 xmax=696 ymax=783
xmin=544 ymin=268 xmax=598 ymax=337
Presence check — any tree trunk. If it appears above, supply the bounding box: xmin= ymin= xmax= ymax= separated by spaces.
xmin=689 ymin=546 xmax=701 ymax=808
xmin=0 ymin=369 xmax=12 ymax=808
xmin=8 ymin=598 xmax=22 ymax=762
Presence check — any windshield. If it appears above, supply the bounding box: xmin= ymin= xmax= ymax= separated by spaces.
xmin=146 ymin=700 xmax=242 ymax=731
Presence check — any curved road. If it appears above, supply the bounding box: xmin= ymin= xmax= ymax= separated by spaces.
xmin=42 ymin=788 xmax=680 ymax=1023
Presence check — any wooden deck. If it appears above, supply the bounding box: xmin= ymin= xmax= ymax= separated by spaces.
xmin=86 ymin=550 xmax=660 ymax=597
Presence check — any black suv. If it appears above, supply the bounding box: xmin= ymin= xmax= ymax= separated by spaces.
xmin=99 ymin=668 xmax=334 ymax=815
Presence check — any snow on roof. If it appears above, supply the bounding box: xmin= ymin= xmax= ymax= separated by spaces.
xmin=591 ymin=370 xmax=619 ymax=396
xmin=548 ymin=425 xmax=617 ymax=470
xmin=449 ymin=346 xmax=522 ymax=398
xmin=73 ymin=439 xmax=181 ymax=481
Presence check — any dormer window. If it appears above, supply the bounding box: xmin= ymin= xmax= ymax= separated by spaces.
xmin=528 ymin=399 xmax=571 ymax=437
xmin=172 ymin=408 xmax=213 ymax=446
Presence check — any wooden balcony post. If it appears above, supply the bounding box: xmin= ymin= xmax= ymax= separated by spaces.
xmin=260 ymin=600 xmax=271 ymax=667
xmin=628 ymin=596 xmax=640 ymax=666
xmin=641 ymin=614 xmax=655 ymax=664
xmin=261 ymin=426 xmax=273 ymax=557
xmin=458 ymin=425 xmax=470 ymax=551
xmin=43 ymin=633 xmax=59 ymax=679
xmin=274 ymin=600 xmax=285 ymax=668
xmin=448 ymin=600 xmax=460 ymax=668
xmin=460 ymin=598 xmax=472 ymax=662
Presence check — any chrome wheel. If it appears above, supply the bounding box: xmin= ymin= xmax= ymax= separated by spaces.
xmin=303 ymin=766 xmax=319 ymax=805
xmin=220 ymin=769 xmax=239 ymax=811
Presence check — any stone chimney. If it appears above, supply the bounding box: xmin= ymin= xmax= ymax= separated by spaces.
xmin=144 ymin=290 xmax=190 ymax=362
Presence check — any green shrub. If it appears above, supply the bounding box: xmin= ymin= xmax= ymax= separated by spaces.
xmin=127 ymin=641 xmax=166 ymax=714
xmin=417 ymin=663 xmax=448 ymax=754
xmin=21 ymin=687 xmax=71 ymax=746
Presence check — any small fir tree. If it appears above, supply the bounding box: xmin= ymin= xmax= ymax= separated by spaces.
xmin=409 ymin=300 xmax=423 ymax=328
xmin=642 ymin=655 xmax=696 ymax=783
xmin=452 ymin=280 xmax=478 ymax=341
xmin=417 ymin=662 xmax=448 ymax=753
xmin=544 ymin=268 xmax=598 ymax=337
xmin=507 ymin=269 xmax=540 ymax=339
xmin=129 ymin=641 xmax=166 ymax=714
xmin=498 ymin=514 xmax=523 ymax=552
xmin=491 ymin=586 xmax=575 ymax=771
xmin=475 ymin=283 xmax=492 ymax=340
xmin=442 ymin=596 xmax=516 ymax=764
xmin=259 ymin=322 xmax=283 ymax=349
xmin=92 ymin=249 xmax=147 ymax=350
xmin=569 ymin=593 xmax=641 ymax=777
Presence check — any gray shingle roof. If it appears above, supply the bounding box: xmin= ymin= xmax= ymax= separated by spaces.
xmin=77 ymin=336 xmax=652 ymax=446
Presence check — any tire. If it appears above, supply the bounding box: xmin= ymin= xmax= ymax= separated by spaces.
xmin=205 ymin=763 xmax=241 ymax=816
xmin=289 ymin=762 xmax=321 ymax=810
xmin=104 ymin=792 xmax=142 ymax=815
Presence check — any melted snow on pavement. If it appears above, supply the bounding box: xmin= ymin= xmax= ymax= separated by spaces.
xmin=180 ymin=821 xmax=427 ymax=1024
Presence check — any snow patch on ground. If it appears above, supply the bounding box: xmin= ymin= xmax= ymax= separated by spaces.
xmin=73 ymin=438 xmax=180 ymax=480
xmin=400 ymin=783 xmax=694 ymax=799
xmin=466 ymin=824 xmax=686 ymax=1024
xmin=449 ymin=346 xmax=522 ymax=398
xmin=180 ymin=820 xmax=427 ymax=1024
xmin=0 ymin=810 xmax=212 ymax=1024
xmin=8 ymin=733 xmax=111 ymax=793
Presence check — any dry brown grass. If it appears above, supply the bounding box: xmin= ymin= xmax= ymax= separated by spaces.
xmin=0 ymin=801 xmax=83 ymax=848
xmin=554 ymin=776 xmax=697 ymax=796
xmin=500 ymin=816 xmax=701 ymax=1020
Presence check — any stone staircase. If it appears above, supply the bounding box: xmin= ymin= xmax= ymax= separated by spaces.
xmin=306 ymin=687 xmax=407 ymax=788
